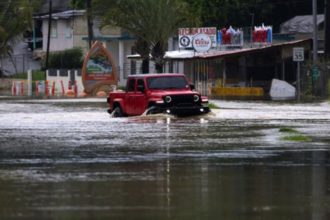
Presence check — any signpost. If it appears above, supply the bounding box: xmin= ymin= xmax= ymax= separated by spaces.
xmin=82 ymin=41 xmax=118 ymax=95
xmin=293 ymin=47 xmax=304 ymax=101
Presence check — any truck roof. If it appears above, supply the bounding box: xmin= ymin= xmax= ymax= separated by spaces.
xmin=127 ymin=73 xmax=185 ymax=78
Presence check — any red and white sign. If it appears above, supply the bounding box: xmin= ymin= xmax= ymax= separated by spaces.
xmin=178 ymin=27 xmax=216 ymax=49
xmin=192 ymin=34 xmax=211 ymax=53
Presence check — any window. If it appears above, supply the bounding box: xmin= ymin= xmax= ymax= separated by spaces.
xmin=147 ymin=76 xmax=188 ymax=89
xmin=65 ymin=20 xmax=72 ymax=38
xmin=137 ymin=79 xmax=145 ymax=92
xmin=127 ymin=79 xmax=135 ymax=92
xmin=51 ymin=20 xmax=57 ymax=38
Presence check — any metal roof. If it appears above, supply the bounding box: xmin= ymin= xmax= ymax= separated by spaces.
xmin=280 ymin=14 xmax=324 ymax=34
xmin=34 ymin=10 xmax=86 ymax=19
xmin=164 ymin=39 xmax=311 ymax=60
xmin=36 ymin=0 xmax=73 ymax=15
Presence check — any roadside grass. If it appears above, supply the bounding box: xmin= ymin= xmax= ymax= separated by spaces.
xmin=208 ymin=102 xmax=220 ymax=109
xmin=279 ymin=127 xmax=311 ymax=142
xmin=279 ymin=127 xmax=298 ymax=133
xmin=282 ymin=135 xmax=311 ymax=142
xmin=11 ymin=71 xmax=46 ymax=81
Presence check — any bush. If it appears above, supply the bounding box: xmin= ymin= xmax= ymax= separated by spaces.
xmin=11 ymin=71 xmax=46 ymax=81
xmin=44 ymin=47 xmax=83 ymax=69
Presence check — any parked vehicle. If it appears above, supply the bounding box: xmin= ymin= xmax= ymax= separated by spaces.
xmin=107 ymin=73 xmax=210 ymax=117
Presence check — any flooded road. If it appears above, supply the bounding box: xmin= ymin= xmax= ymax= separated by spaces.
xmin=0 ymin=98 xmax=330 ymax=219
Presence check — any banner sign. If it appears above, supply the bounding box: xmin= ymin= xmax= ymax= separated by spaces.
xmin=178 ymin=27 xmax=217 ymax=49
xmin=253 ymin=25 xmax=272 ymax=44
xmin=217 ymin=26 xmax=244 ymax=47
xmin=82 ymin=41 xmax=118 ymax=94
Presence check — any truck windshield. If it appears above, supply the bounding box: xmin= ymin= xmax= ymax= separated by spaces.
xmin=147 ymin=76 xmax=188 ymax=90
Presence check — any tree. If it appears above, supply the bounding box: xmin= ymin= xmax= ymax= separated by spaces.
xmin=187 ymin=0 xmax=324 ymax=32
xmin=71 ymin=0 xmax=94 ymax=49
xmin=0 ymin=0 xmax=40 ymax=75
xmin=94 ymin=0 xmax=196 ymax=73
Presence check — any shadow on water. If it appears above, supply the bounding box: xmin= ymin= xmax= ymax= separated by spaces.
xmin=0 ymin=99 xmax=330 ymax=219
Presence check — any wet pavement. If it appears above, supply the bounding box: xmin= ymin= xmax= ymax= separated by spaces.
xmin=0 ymin=98 xmax=330 ymax=219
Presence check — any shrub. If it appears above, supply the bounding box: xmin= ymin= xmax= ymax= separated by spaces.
xmin=10 ymin=71 xmax=46 ymax=81
xmin=44 ymin=47 xmax=83 ymax=69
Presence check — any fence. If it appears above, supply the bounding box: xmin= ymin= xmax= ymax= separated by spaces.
xmin=0 ymin=53 xmax=40 ymax=75
xmin=10 ymin=69 xmax=84 ymax=97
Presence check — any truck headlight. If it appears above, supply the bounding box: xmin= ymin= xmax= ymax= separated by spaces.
xmin=193 ymin=95 xmax=200 ymax=102
xmin=165 ymin=96 xmax=172 ymax=103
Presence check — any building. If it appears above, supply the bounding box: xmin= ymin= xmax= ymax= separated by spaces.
xmin=280 ymin=14 xmax=324 ymax=52
xmin=33 ymin=0 xmax=139 ymax=86
xmin=162 ymin=27 xmax=312 ymax=98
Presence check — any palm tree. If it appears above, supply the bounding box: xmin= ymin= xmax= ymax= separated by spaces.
xmin=94 ymin=0 xmax=195 ymax=73
xmin=0 ymin=0 xmax=40 ymax=75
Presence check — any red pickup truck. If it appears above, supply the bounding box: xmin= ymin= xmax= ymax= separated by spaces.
xmin=107 ymin=73 xmax=210 ymax=117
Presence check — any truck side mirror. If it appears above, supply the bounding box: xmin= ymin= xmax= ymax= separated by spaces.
xmin=189 ymin=84 xmax=195 ymax=91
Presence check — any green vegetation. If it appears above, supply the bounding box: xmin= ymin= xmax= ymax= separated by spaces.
xmin=44 ymin=48 xmax=83 ymax=69
xmin=279 ymin=127 xmax=311 ymax=142
xmin=282 ymin=135 xmax=311 ymax=142
xmin=279 ymin=127 xmax=298 ymax=133
xmin=208 ymin=102 xmax=220 ymax=109
xmin=0 ymin=0 xmax=41 ymax=75
xmin=93 ymin=0 xmax=196 ymax=73
xmin=11 ymin=71 xmax=46 ymax=81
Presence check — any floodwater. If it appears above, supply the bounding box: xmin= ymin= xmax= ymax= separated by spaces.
xmin=0 ymin=98 xmax=330 ymax=220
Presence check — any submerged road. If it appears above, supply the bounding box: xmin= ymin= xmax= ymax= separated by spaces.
xmin=0 ymin=98 xmax=330 ymax=219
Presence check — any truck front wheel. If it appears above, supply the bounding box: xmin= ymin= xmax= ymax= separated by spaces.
xmin=112 ymin=107 xmax=123 ymax=117
xmin=146 ymin=105 xmax=160 ymax=115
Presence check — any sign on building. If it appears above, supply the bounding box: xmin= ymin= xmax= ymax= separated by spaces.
xmin=192 ymin=34 xmax=212 ymax=53
xmin=178 ymin=27 xmax=217 ymax=49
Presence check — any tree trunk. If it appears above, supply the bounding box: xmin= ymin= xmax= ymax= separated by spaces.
xmin=135 ymin=38 xmax=150 ymax=73
xmin=151 ymin=42 xmax=166 ymax=73
xmin=141 ymin=59 xmax=149 ymax=74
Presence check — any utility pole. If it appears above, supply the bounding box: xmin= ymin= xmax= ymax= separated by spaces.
xmin=325 ymin=0 xmax=330 ymax=57
xmin=45 ymin=0 xmax=52 ymax=70
xmin=312 ymin=0 xmax=318 ymax=64
xmin=86 ymin=0 xmax=94 ymax=49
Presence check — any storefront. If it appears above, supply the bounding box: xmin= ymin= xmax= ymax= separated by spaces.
xmin=164 ymin=38 xmax=311 ymax=97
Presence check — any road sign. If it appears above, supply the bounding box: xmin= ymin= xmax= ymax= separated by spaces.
xmin=293 ymin=47 xmax=304 ymax=62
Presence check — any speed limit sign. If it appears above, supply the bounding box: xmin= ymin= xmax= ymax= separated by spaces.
xmin=293 ymin=47 xmax=304 ymax=62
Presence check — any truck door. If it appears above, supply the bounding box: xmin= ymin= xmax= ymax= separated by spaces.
xmin=125 ymin=78 xmax=136 ymax=115
xmin=133 ymin=79 xmax=147 ymax=115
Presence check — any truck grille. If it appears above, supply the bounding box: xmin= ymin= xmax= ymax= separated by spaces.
xmin=164 ymin=95 xmax=199 ymax=107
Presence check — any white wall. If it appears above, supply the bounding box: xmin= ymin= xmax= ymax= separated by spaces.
xmin=42 ymin=19 xmax=74 ymax=51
